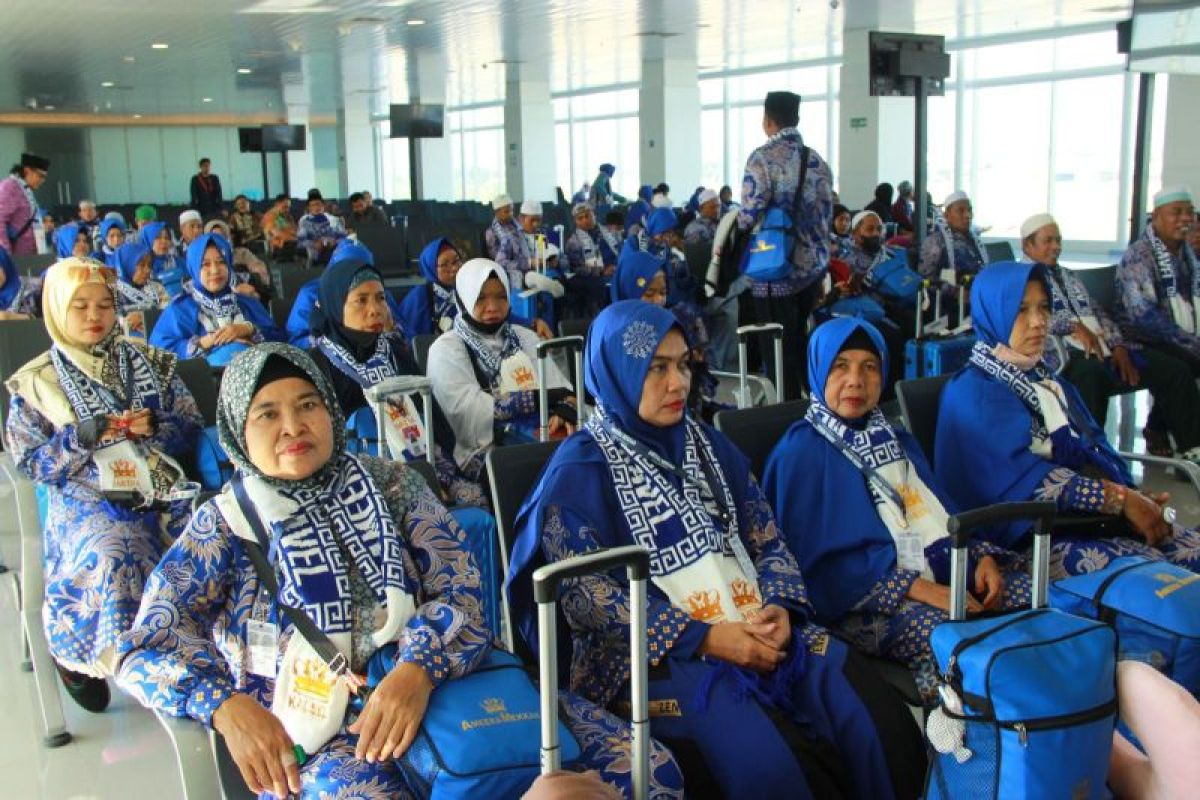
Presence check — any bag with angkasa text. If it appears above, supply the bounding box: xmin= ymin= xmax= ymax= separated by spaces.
xmin=868 ymin=253 xmax=922 ymax=303
xmin=369 ymin=648 xmax=581 ymax=799
xmin=1049 ymin=555 xmax=1200 ymax=695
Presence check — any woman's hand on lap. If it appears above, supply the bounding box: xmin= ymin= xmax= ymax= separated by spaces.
xmin=698 ymin=622 xmax=786 ymax=673
xmin=973 ymin=556 xmax=1004 ymax=610
xmin=745 ymin=604 xmax=792 ymax=651
xmin=212 ymin=693 xmax=301 ymax=799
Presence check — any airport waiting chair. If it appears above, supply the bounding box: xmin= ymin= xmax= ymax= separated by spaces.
xmin=412 ymin=333 xmax=438 ymax=374
xmin=0 ymin=318 xmax=53 ymax=432
xmin=486 ymin=440 xmax=561 ymax=654
xmin=1 ymin=456 xmax=71 ymax=747
xmin=713 ymin=401 xmax=924 ymax=708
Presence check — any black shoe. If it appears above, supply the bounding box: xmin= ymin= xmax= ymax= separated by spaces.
xmin=55 ymin=663 xmax=111 ymax=713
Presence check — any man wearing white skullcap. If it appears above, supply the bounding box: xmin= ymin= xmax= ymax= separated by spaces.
xmin=1021 ymin=212 xmax=1200 ymax=462
xmin=176 ymin=209 xmax=204 ymax=259
xmin=918 ymin=190 xmax=988 ymax=325
xmin=484 ymin=193 xmax=524 ymax=285
xmin=1111 ymin=185 xmax=1200 ymax=458
xmin=840 ymin=209 xmax=915 ymax=385
xmin=684 ymin=189 xmax=721 ymax=245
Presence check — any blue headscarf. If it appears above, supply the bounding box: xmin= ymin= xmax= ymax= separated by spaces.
xmin=330 ymin=238 xmax=374 ymax=267
xmin=764 ymin=318 xmax=958 ymax=622
xmin=417 ymin=237 xmax=453 ymax=285
xmin=638 ymin=185 xmax=653 ymax=202
xmin=310 ymin=258 xmax=381 ymax=344
xmin=139 ymin=221 xmax=184 ymax=297
xmin=112 ymin=242 xmax=151 ymax=284
xmin=0 ymin=246 xmax=21 ymax=310
xmin=645 ymin=207 xmax=677 ymax=238
xmin=935 ymin=262 xmax=1132 ymax=547
xmin=97 ymin=218 xmax=125 ymax=254
xmin=599 ymin=163 xmax=615 ymax=177
xmin=54 ymin=223 xmax=84 ymax=259
xmin=506 ymin=301 xmax=756 ymax=661
xmin=185 ymin=233 xmax=235 ymax=298
xmin=611 ymin=238 xmax=666 ymax=303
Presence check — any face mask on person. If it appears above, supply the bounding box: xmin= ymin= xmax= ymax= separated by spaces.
xmin=861 ymin=236 xmax=882 ymax=256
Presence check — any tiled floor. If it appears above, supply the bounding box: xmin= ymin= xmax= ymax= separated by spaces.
xmin=0 ymin=389 xmax=1196 ymax=799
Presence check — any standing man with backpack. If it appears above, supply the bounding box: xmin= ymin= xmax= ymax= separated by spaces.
xmin=737 ymin=90 xmax=833 ymax=399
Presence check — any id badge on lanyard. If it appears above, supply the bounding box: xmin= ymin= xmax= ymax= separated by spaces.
xmin=95 ymin=438 xmax=155 ymax=498
xmin=247 ymin=591 xmax=279 ymax=678
xmin=382 ymin=393 xmax=427 ymax=460
xmin=498 ymin=351 xmax=538 ymax=394
xmin=32 ymin=219 xmax=48 ymax=255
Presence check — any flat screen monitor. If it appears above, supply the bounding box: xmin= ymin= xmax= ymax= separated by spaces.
xmin=261 ymin=124 xmax=307 ymax=152
xmin=238 ymin=127 xmax=263 ymax=153
xmin=389 ymin=104 xmax=444 ymax=138
xmin=869 ymin=31 xmax=949 ymax=97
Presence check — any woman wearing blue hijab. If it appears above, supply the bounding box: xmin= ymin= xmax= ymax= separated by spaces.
xmin=138 ymin=221 xmax=186 ymax=298
xmin=111 ymin=242 xmax=170 ymax=337
xmin=0 ymin=246 xmax=39 ymax=318
xmin=397 ymin=236 xmax=461 ymax=337
xmin=94 ymin=218 xmax=126 ymax=262
xmin=284 ymin=240 xmax=405 ymax=348
xmin=54 ymin=223 xmax=91 ymax=259
xmin=764 ymin=318 xmax=1030 ymax=703
xmin=610 ymin=238 xmax=667 ymax=305
xmin=507 ymin=301 xmax=922 ymax=800
xmin=150 ymin=233 xmax=283 ymax=367
xmin=935 ymin=261 xmax=1200 ymax=575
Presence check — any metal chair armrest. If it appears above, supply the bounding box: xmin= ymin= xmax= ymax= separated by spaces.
xmin=154 ymin=710 xmax=223 ymax=800
xmin=1119 ymin=451 xmax=1200 ymax=503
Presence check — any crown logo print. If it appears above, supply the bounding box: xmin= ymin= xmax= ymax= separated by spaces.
xmin=684 ymin=590 xmax=724 ymax=623
xmin=111 ymin=459 xmax=138 ymax=481
xmin=291 ymin=658 xmax=334 ymax=701
xmin=731 ymin=579 xmax=761 ymax=612
xmin=481 ymin=697 xmax=506 ymax=715
xmin=898 ymin=484 xmax=927 ymax=519
xmin=512 ymin=366 xmax=536 ymax=388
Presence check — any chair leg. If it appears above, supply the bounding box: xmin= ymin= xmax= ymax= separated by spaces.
xmin=5 ymin=461 xmax=71 ymax=747
xmin=155 ymin=711 xmax=224 ymax=800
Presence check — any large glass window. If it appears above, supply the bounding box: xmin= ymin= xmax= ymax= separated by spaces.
xmin=445 ymin=104 xmax=505 ymax=201
xmin=553 ymin=88 xmax=640 ymax=198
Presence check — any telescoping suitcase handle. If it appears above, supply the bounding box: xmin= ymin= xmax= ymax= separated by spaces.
xmin=365 ymin=375 xmax=436 ymax=467
xmin=532 ymin=545 xmax=651 ymax=799
xmin=946 ymin=501 xmax=1056 ymax=620
xmin=536 ymin=335 xmax=586 ymax=441
xmin=736 ymin=323 xmax=785 ymax=406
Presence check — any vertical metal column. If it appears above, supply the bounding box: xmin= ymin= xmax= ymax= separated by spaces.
xmin=1129 ymin=72 xmax=1156 ymax=243
xmin=913 ymin=77 xmax=929 ymax=254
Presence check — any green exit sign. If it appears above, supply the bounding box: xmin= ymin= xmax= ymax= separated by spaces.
xmin=850 ymin=117 xmax=868 ymax=129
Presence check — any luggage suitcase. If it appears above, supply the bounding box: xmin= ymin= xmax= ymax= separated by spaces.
xmin=532 ymin=544 xmax=652 ymax=799
xmin=904 ymin=279 xmax=974 ymax=379
xmin=925 ymin=501 xmax=1118 ymax=800
xmin=729 ymin=322 xmax=784 ymax=407
xmin=363 ymin=374 xmax=437 ymax=466
xmin=536 ymin=335 xmax=587 ymax=440
xmin=1050 ymin=555 xmax=1200 ymax=696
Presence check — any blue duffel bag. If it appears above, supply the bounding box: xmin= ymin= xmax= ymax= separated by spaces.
xmin=1050 ymin=555 xmax=1200 ymax=695
xmin=868 ymin=253 xmax=922 ymax=302
xmin=926 ymin=502 xmax=1117 ymax=800
xmin=369 ymin=648 xmax=580 ymax=799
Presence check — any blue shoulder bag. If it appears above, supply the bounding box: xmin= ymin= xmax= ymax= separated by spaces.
xmin=1050 ymin=555 xmax=1200 ymax=695
xmin=741 ymin=145 xmax=808 ymax=283
xmin=867 ymin=253 xmax=922 ymax=302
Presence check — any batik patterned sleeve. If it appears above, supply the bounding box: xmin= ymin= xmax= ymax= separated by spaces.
xmin=801 ymin=156 xmax=834 ymax=274
xmin=149 ymin=373 xmax=204 ymax=458
xmin=736 ymin=150 xmax=771 ymax=231
xmin=5 ymin=395 xmax=106 ymax=487
xmin=742 ymin=475 xmax=812 ymax=615
xmin=495 ymin=234 xmax=525 ymax=289
xmin=116 ymin=501 xmax=239 ymax=726
xmin=543 ymin=505 xmax=707 ymax=664
xmin=918 ymin=234 xmax=946 ymax=280
xmin=853 ymin=568 xmax=922 ymax=615
xmin=494 ymin=389 xmax=538 ymax=422
xmin=380 ymin=462 xmax=491 ymax=685
xmin=1034 ymin=465 xmax=1108 ymax=513
xmin=1117 ymin=246 xmax=1200 ymax=356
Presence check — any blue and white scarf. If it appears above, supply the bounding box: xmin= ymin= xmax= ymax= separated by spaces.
xmin=431 ymin=282 xmax=456 ymax=326
xmin=186 ymin=282 xmax=243 ymax=331
xmin=585 ymin=404 xmax=744 ymax=579
xmin=116 ymin=280 xmax=162 ymax=312
xmin=451 ymin=314 xmax=523 ymax=387
xmin=244 ymin=454 xmax=414 ymax=635
xmin=805 ymin=402 xmax=905 ymax=493
xmin=315 ymin=332 xmax=400 ymax=389
xmin=50 ymin=340 xmax=165 ymax=423
xmin=1146 ymin=225 xmax=1200 ymax=331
